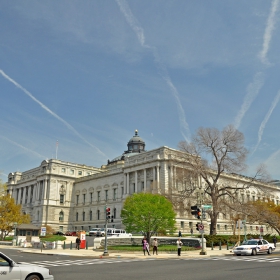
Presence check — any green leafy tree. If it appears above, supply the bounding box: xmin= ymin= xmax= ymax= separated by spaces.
xmin=0 ymin=194 xmax=30 ymax=240
xmin=121 ymin=193 xmax=176 ymax=242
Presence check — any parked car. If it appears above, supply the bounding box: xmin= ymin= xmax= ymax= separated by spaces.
xmin=0 ymin=251 xmax=54 ymax=279
xmin=65 ymin=231 xmax=77 ymax=236
xmin=233 ymin=239 xmax=275 ymax=256
xmin=53 ymin=231 xmax=64 ymax=236
xmin=89 ymin=228 xmax=99 ymax=236
xmin=96 ymin=228 xmax=105 ymax=237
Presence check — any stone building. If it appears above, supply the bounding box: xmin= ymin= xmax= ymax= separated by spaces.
xmin=6 ymin=130 xmax=280 ymax=235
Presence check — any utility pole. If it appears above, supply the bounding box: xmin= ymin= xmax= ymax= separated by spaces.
xmin=103 ymin=205 xmax=110 ymax=256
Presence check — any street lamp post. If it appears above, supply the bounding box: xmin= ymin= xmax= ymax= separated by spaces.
xmin=13 ymin=222 xmax=18 ymax=246
xmin=196 ymin=185 xmax=207 ymax=255
xmin=103 ymin=205 xmax=109 ymax=256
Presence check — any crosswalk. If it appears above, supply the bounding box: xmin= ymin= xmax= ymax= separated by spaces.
xmin=18 ymin=258 xmax=157 ymax=267
xmin=188 ymin=256 xmax=280 ymax=263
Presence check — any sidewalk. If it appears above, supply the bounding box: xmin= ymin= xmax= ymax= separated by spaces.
xmin=0 ymin=244 xmax=235 ymax=259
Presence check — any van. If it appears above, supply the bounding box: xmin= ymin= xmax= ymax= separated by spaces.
xmin=107 ymin=228 xmax=127 ymax=236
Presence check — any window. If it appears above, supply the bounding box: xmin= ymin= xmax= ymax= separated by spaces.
xmin=217 ymin=224 xmax=220 ymax=230
xmin=60 ymin=194 xmax=64 ymax=204
xmin=25 ymin=188 xmax=28 ymax=204
xmin=90 ymin=193 xmax=93 ymax=203
xmin=113 ymin=208 xmax=116 ymax=219
xmin=83 ymin=194 xmax=86 ymax=204
xmin=82 ymin=211 xmax=85 ymax=221
xmin=61 ymin=168 xmax=66 ymax=173
xmin=97 ymin=191 xmax=100 ymax=202
xmin=180 ymin=221 xmax=184 ymax=229
xmin=133 ymin=183 xmax=136 ymax=193
xmin=70 ymin=169 xmax=74 ymax=175
xmin=247 ymin=195 xmax=250 ymax=201
xmin=90 ymin=210 xmax=92 ymax=221
xmin=241 ymin=194 xmax=244 ymax=203
xmin=87 ymin=172 xmax=91 ymax=176
xmin=59 ymin=211 xmax=64 ymax=221
xmin=141 ymin=182 xmax=144 ymax=191
xmin=76 ymin=195 xmax=79 ymax=204
xmin=113 ymin=189 xmax=117 ymax=200
xmin=78 ymin=171 xmax=82 ymax=176
xmin=97 ymin=210 xmax=100 ymax=220
xmin=252 ymin=196 xmax=255 ymax=201
xmin=224 ymin=225 xmax=227 ymax=230
xmin=105 ymin=190 xmax=108 ymax=201
xmin=121 ymin=187 xmax=124 ymax=196
xmin=76 ymin=212 xmax=78 ymax=221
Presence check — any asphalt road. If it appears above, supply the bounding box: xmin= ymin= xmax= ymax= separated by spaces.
xmin=1 ymin=248 xmax=280 ymax=280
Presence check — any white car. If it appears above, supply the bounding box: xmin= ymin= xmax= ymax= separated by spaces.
xmin=0 ymin=251 xmax=54 ymax=279
xmin=233 ymin=239 xmax=275 ymax=256
xmin=89 ymin=228 xmax=99 ymax=236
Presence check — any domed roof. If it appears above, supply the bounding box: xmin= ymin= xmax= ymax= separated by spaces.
xmin=107 ymin=129 xmax=146 ymax=165
xmin=128 ymin=130 xmax=145 ymax=144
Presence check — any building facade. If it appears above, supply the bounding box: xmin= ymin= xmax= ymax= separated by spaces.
xmin=6 ymin=130 xmax=280 ymax=235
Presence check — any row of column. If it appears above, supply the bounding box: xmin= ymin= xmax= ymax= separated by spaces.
xmin=123 ymin=166 xmax=160 ymax=194
xmin=12 ymin=179 xmax=49 ymax=205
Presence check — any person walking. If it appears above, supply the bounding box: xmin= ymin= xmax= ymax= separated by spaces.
xmin=76 ymin=236 xmax=81 ymax=250
xmin=142 ymin=238 xmax=150 ymax=256
xmin=190 ymin=228 xmax=193 ymax=236
xmin=273 ymin=236 xmax=277 ymax=247
xmin=152 ymin=238 xmax=158 ymax=255
xmin=178 ymin=230 xmax=182 ymax=237
xmin=177 ymin=238 xmax=183 ymax=256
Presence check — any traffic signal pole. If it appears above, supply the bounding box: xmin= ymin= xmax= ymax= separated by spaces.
xmin=103 ymin=205 xmax=109 ymax=256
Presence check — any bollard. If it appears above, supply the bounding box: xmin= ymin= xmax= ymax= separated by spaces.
xmin=227 ymin=241 xmax=229 ymax=250
xmin=63 ymin=241 xmax=66 ymax=250
xmin=211 ymin=242 xmax=213 ymax=250
xmin=219 ymin=240 xmax=221 ymax=250
xmin=70 ymin=241 xmax=72 ymax=250
xmin=86 ymin=241 xmax=88 ymax=250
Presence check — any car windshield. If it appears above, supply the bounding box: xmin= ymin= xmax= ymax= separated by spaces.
xmin=242 ymin=240 xmax=258 ymax=245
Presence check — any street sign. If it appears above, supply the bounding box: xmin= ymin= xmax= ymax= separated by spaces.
xmin=40 ymin=227 xmax=46 ymax=236
xmin=198 ymin=224 xmax=204 ymax=230
xmin=199 ymin=229 xmax=204 ymax=234
xmin=202 ymin=205 xmax=212 ymax=209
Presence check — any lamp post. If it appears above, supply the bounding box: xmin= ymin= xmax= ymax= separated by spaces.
xmin=196 ymin=183 xmax=207 ymax=255
xmin=103 ymin=204 xmax=109 ymax=256
xmin=13 ymin=222 xmax=18 ymax=246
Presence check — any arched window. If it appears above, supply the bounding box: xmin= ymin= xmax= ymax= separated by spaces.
xmin=76 ymin=212 xmax=79 ymax=221
xmin=59 ymin=211 xmax=64 ymax=221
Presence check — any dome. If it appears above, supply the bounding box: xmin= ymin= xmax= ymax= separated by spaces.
xmin=107 ymin=130 xmax=146 ymax=165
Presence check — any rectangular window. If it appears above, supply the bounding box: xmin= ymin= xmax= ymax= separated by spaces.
xmin=90 ymin=211 xmax=92 ymax=221
xmin=97 ymin=210 xmax=100 ymax=220
xmin=60 ymin=194 xmax=64 ymax=204
xmin=217 ymin=224 xmax=220 ymax=230
xmin=141 ymin=182 xmax=144 ymax=191
xmin=180 ymin=221 xmax=184 ymax=229
xmin=247 ymin=195 xmax=250 ymax=201
xmin=70 ymin=169 xmax=74 ymax=175
xmin=87 ymin=172 xmax=91 ymax=176
xmin=83 ymin=194 xmax=86 ymax=204
xmin=97 ymin=191 xmax=100 ymax=202
xmin=105 ymin=190 xmax=108 ymax=201
xmin=133 ymin=183 xmax=135 ymax=193
xmin=90 ymin=193 xmax=93 ymax=203
xmin=76 ymin=195 xmax=79 ymax=204
xmin=78 ymin=171 xmax=82 ymax=176
xmin=225 ymin=225 xmax=227 ymax=230
xmin=121 ymin=187 xmax=124 ymax=195
xmin=252 ymin=196 xmax=255 ymax=201
xmin=61 ymin=168 xmax=66 ymax=173
xmin=113 ymin=189 xmax=117 ymax=200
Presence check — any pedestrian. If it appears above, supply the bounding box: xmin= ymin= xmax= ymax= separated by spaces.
xmin=178 ymin=230 xmax=182 ymax=237
xmin=152 ymin=238 xmax=158 ymax=255
xmin=142 ymin=238 xmax=150 ymax=256
xmin=190 ymin=228 xmax=193 ymax=236
xmin=76 ymin=237 xmax=81 ymax=250
xmin=177 ymin=238 xmax=183 ymax=256
xmin=273 ymin=236 xmax=277 ymax=247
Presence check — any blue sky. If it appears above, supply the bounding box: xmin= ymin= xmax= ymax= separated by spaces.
xmin=1 ymin=0 xmax=280 ymax=182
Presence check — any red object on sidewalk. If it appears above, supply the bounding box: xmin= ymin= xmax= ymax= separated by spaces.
xmin=79 ymin=232 xmax=86 ymax=249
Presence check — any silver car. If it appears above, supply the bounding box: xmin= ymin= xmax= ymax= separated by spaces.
xmin=0 ymin=251 xmax=54 ymax=280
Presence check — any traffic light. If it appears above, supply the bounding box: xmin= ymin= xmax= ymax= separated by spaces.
xmin=197 ymin=208 xmax=201 ymax=219
xmin=196 ymin=223 xmax=199 ymax=231
xmin=202 ymin=209 xmax=206 ymax=220
xmin=191 ymin=205 xmax=198 ymax=216
xmin=106 ymin=207 xmax=111 ymax=220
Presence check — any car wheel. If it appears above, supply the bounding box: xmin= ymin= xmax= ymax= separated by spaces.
xmin=26 ymin=275 xmax=40 ymax=280
xmin=251 ymin=249 xmax=257 ymax=256
xmin=267 ymin=247 xmax=272 ymax=254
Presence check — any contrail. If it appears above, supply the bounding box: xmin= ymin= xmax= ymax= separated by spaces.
xmin=115 ymin=0 xmax=190 ymax=142
xmin=234 ymin=72 xmax=265 ymax=129
xmin=0 ymin=135 xmax=46 ymax=159
xmin=234 ymin=0 xmax=279 ymax=129
xmin=252 ymin=90 xmax=280 ymax=154
xmin=0 ymin=69 xmax=106 ymax=157
xmin=258 ymin=0 xmax=279 ymax=65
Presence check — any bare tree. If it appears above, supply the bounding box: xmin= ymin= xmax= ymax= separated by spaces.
xmin=178 ymin=125 xmax=269 ymax=235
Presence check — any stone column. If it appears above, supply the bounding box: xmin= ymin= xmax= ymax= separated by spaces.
xmin=144 ymin=169 xmax=147 ymax=192
xmin=22 ymin=187 xmax=26 ymax=205
xmin=135 ymin=171 xmax=138 ymax=193
xmin=156 ymin=165 xmax=160 ymax=190
xmin=27 ymin=185 xmax=31 ymax=204
xmin=17 ymin=188 xmax=22 ymax=204
xmin=126 ymin=173 xmax=130 ymax=194
xmin=123 ymin=173 xmax=126 ymax=195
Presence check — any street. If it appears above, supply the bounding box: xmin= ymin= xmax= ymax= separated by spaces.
xmin=1 ymin=248 xmax=280 ymax=280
